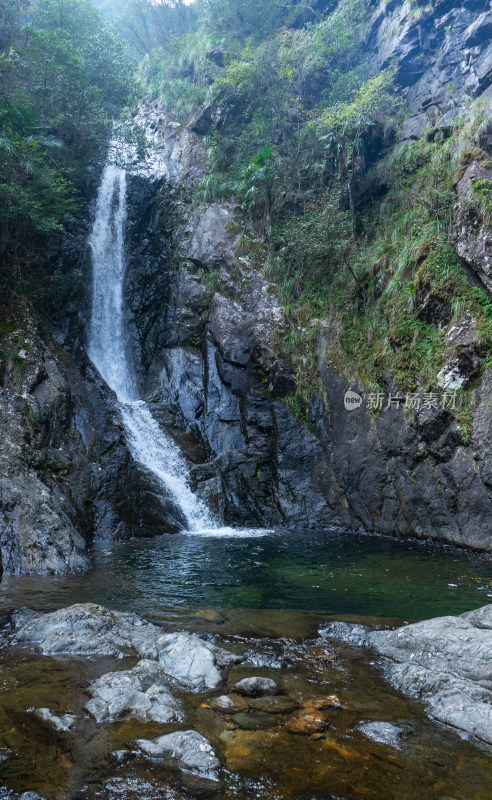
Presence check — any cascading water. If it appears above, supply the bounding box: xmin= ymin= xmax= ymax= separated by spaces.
xmin=87 ymin=158 xmax=256 ymax=535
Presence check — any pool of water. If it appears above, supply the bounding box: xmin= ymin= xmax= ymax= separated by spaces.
xmin=2 ymin=527 xmax=492 ymax=620
xmin=2 ymin=527 xmax=492 ymax=800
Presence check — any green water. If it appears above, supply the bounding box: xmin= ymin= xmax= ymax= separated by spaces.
xmin=2 ymin=527 xmax=491 ymax=620
xmin=2 ymin=527 xmax=492 ymax=800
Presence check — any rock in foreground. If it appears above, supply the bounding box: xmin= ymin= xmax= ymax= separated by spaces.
xmin=135 ymin=730 xmax=220 ymax=781
xmin=85 ymin=660 xmax=183 ymax=723
xmin=321 ymin=604 xmax=492 ymax=744
xmin=12 ymin=603 xmax=241 ymax=690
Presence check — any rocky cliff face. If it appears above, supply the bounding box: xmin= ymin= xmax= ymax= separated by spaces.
xmin=117 ymin=127 xmax=492 ymax=548
xmin=123 ymin=0 xmax=492 ymax=550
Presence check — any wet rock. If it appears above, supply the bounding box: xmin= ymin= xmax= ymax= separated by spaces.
xmin=234 ymin=677 xmax=278 ymax=696
xmin=303 ymin=695 xmax=342 ymax=710
xmin=285 ymin=711 xmax=330 ymax=735
xmin=140 ymin=630 xmax=242 ymax=691
xmin=248 ymin=696 xmax=298 ymax=714
xmin=359 ymin=721 xmax=406 ymax=747
xmin=33 ymin=708 xmax=78 ymax=732
xmin=85 ymin=660 xmax=183 ymax=723
xmin=323 ymin=604 xmax=492 ymax=744
xmin=209 ymin=694 xmax=249 ymax=714
xmin=13 ymin=603 xmax=240 ymax=691
xmin=0 ymin=316 xmax=92 ymax=576
xmin=135 ymin=730 xmax=220 ymax=781
xmin=12 ymin=603 xmax=155 ymax=657
xmin=231 ymin=712 xmax=279 ymax=731
xmin=20 ymin=794 xmax=45 ymax=800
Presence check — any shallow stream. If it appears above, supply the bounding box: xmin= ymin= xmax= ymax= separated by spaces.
xmin=1 ymin=528 xmax=492 ymax=800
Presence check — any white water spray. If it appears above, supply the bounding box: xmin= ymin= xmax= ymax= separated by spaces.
xmin=87 ymin=159 xmax=266 ymax=537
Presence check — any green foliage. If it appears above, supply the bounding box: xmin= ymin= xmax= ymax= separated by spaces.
xmin=0 ymin=0 xmax=133 ymax=302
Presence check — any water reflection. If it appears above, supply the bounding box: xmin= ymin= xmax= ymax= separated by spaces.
xmin=1 ymin=527 xmax=492 ymax=620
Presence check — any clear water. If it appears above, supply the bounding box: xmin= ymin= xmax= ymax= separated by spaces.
xmin=1 ymin=527 xmax=491 ymax=621
xmin=2 ymin=529 xmax=492 ymax=800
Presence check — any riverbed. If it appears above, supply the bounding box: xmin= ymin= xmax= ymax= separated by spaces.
xmin=1 ymin=528 xmax=492 ymax=800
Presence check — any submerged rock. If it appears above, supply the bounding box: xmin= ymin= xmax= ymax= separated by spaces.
xmin=285 ymin=710 xmax=330 ymax=735
xmin=85 ymin=660 xmax=183 ymax=723
xmin=322 ymin=604 xmax=492 ymax=744
xmin=303 ymin=694 xmax=342 ymax=710
xmin=193 ymin=609 xmax=225 ymax=624
xmin=231 ymin=712 xmax=279 ymax=731
xmin=248 ymin=696 xmax=298 ymax=714
xmin=13 ymin=603 xmax=241 ymax=691
xmin=33 ymin=708 xmax=78 ymax=732
xmin=135 ymin=730 xmax=220 ymax=781
xmin=20 ymin=794 xmax=45 ymax=800
xmin=234 ymin=677 xmax=278 ymax=696
xmin=359 ymin=721 xmax=406 ymax=748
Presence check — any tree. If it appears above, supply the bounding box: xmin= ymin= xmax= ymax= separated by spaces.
xmin=312 ymin=67 xmax=400 ymax=233
xmin=0 ymin=0 xmax=133 ymax=293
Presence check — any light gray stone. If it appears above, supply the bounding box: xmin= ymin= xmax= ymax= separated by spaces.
xmin=234 ymin=677 xmax=278 ymax=696
xmin=359 ymin=721 xmax=406 ymax=747
xmin=33 ymin=708 xmax=78 ymax=732
xmin=135 ymin=730 xmax=220 ymax=781
xmin=322 ymin=604 xmax=492 ymax=744
xmin=140 ymin=630 xmax=241 ymax=691
xmin=13 ymin=603 xmax=241 ymax=691
xmin=85 ymin=660 xmax=183 ymax=723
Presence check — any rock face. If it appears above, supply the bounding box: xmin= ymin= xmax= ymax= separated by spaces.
xmin=127 ymin=74 xmax=492 ymax=550
xmin=451 ymin=161 xmax=492 ymax=295
xmin=0 ymin=313 xmax=91 ymax=574
xmin=321 ymin=604 xmax=492 ymax=745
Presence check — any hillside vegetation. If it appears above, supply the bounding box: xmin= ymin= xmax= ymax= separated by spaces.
xmin=107 ymin=0 xmax=492 ymax=416
xmin=0 ymin=0 xmax=133 ymax=307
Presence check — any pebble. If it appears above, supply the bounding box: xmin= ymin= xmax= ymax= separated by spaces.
xmin=249 ymin=696 xmax=298 ymax=714
xmin=303 ymin=694 xmax=342 ymax=710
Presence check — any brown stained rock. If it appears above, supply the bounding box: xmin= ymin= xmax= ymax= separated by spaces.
xmin=249 ymin=696 xmax=299 ymax=715
xmin=285 ymin=711 xmax=331 ymax=735
xmin=303 ymin=695 xmax=342 ymax=710
xmin=209 ymin=694 xmax=249 ymax=714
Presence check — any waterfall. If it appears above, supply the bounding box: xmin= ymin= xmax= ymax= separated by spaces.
xmin=87 ymin=160 xmax=227 ymax=534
